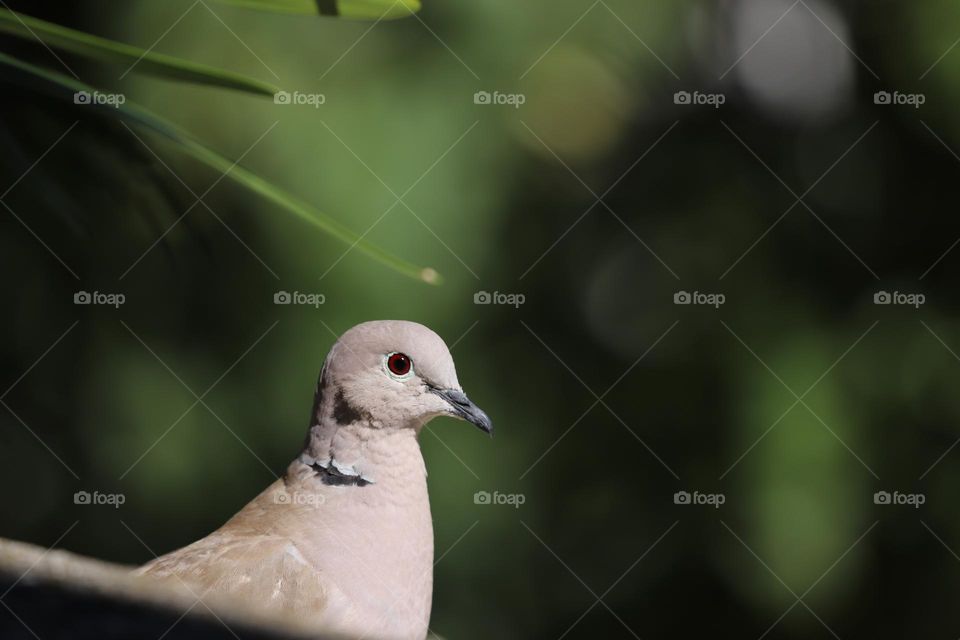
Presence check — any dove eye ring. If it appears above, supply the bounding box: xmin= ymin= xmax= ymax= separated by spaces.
xmin=385 ymin=352 xmax=413 ymax=379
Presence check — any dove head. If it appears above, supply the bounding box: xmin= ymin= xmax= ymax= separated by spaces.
xmin=314 ymin=320 xmax=492 ymax=435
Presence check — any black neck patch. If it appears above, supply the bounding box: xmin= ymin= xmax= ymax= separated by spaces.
xmin=310 ymin=462 xmax=371 ymax=487
xmin=333 ymin=388 xmax=363 ymax=425
xmin=307 ymin=366 xmax=328 ymax=430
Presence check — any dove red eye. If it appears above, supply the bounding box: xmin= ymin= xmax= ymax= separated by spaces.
xmin=387 ymin=352 xmax=412 ymax=376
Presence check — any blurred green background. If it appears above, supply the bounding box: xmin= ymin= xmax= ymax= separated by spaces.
xmin=3 ymin=0 xmax=960 ymax=637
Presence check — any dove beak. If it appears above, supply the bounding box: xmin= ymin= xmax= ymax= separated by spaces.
xmin=431 ymin=387 xmax=493 ymax=435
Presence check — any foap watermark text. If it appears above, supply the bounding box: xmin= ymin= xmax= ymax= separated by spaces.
xmin=74 ymin=291 xmax=125 ymax=308
xmin=474 ymin=290 xmax=525 ymax=308
xmin=74 ymin=490 xmax=125 ymax=508
xmin=674 ymin=490 xmax=725 ymax=508
xmin=74 ymin=91 xmax=126 ymax=108
xmin=474 ymin=490 xmax=525 ymax=508
xmin=874 ymin=490 xmax=925 ymax=508
xmin=674 ymin=290 xmax=725 ymax=308
xmin=874 ymin=91 xmax=924 ymax=108
xmin=274 ymin=491 xmax=326 ymax=508
xmin=874 ymin=290 xmax=924 ymax=308
xmin=474 ymin=90 xmax=525 ymax=108
xmin=274 ymin=91 xmax=326 ymax=108
xmin=674 ymin=90 xmax=725 ymax=108
xmin=274 ymin=291 xmax=325 ymax=308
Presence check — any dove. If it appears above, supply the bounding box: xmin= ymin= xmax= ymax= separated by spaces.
xmin=136 ymin=320 xmax=492 ymax=640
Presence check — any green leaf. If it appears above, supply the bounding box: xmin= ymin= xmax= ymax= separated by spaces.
xmin=0 ymin=9 xmax=278 ymax=96
xmin=213 ymin=0 xmax=421 ymax=20
xmin=0 ymin=52 xmax=441 ymax=285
